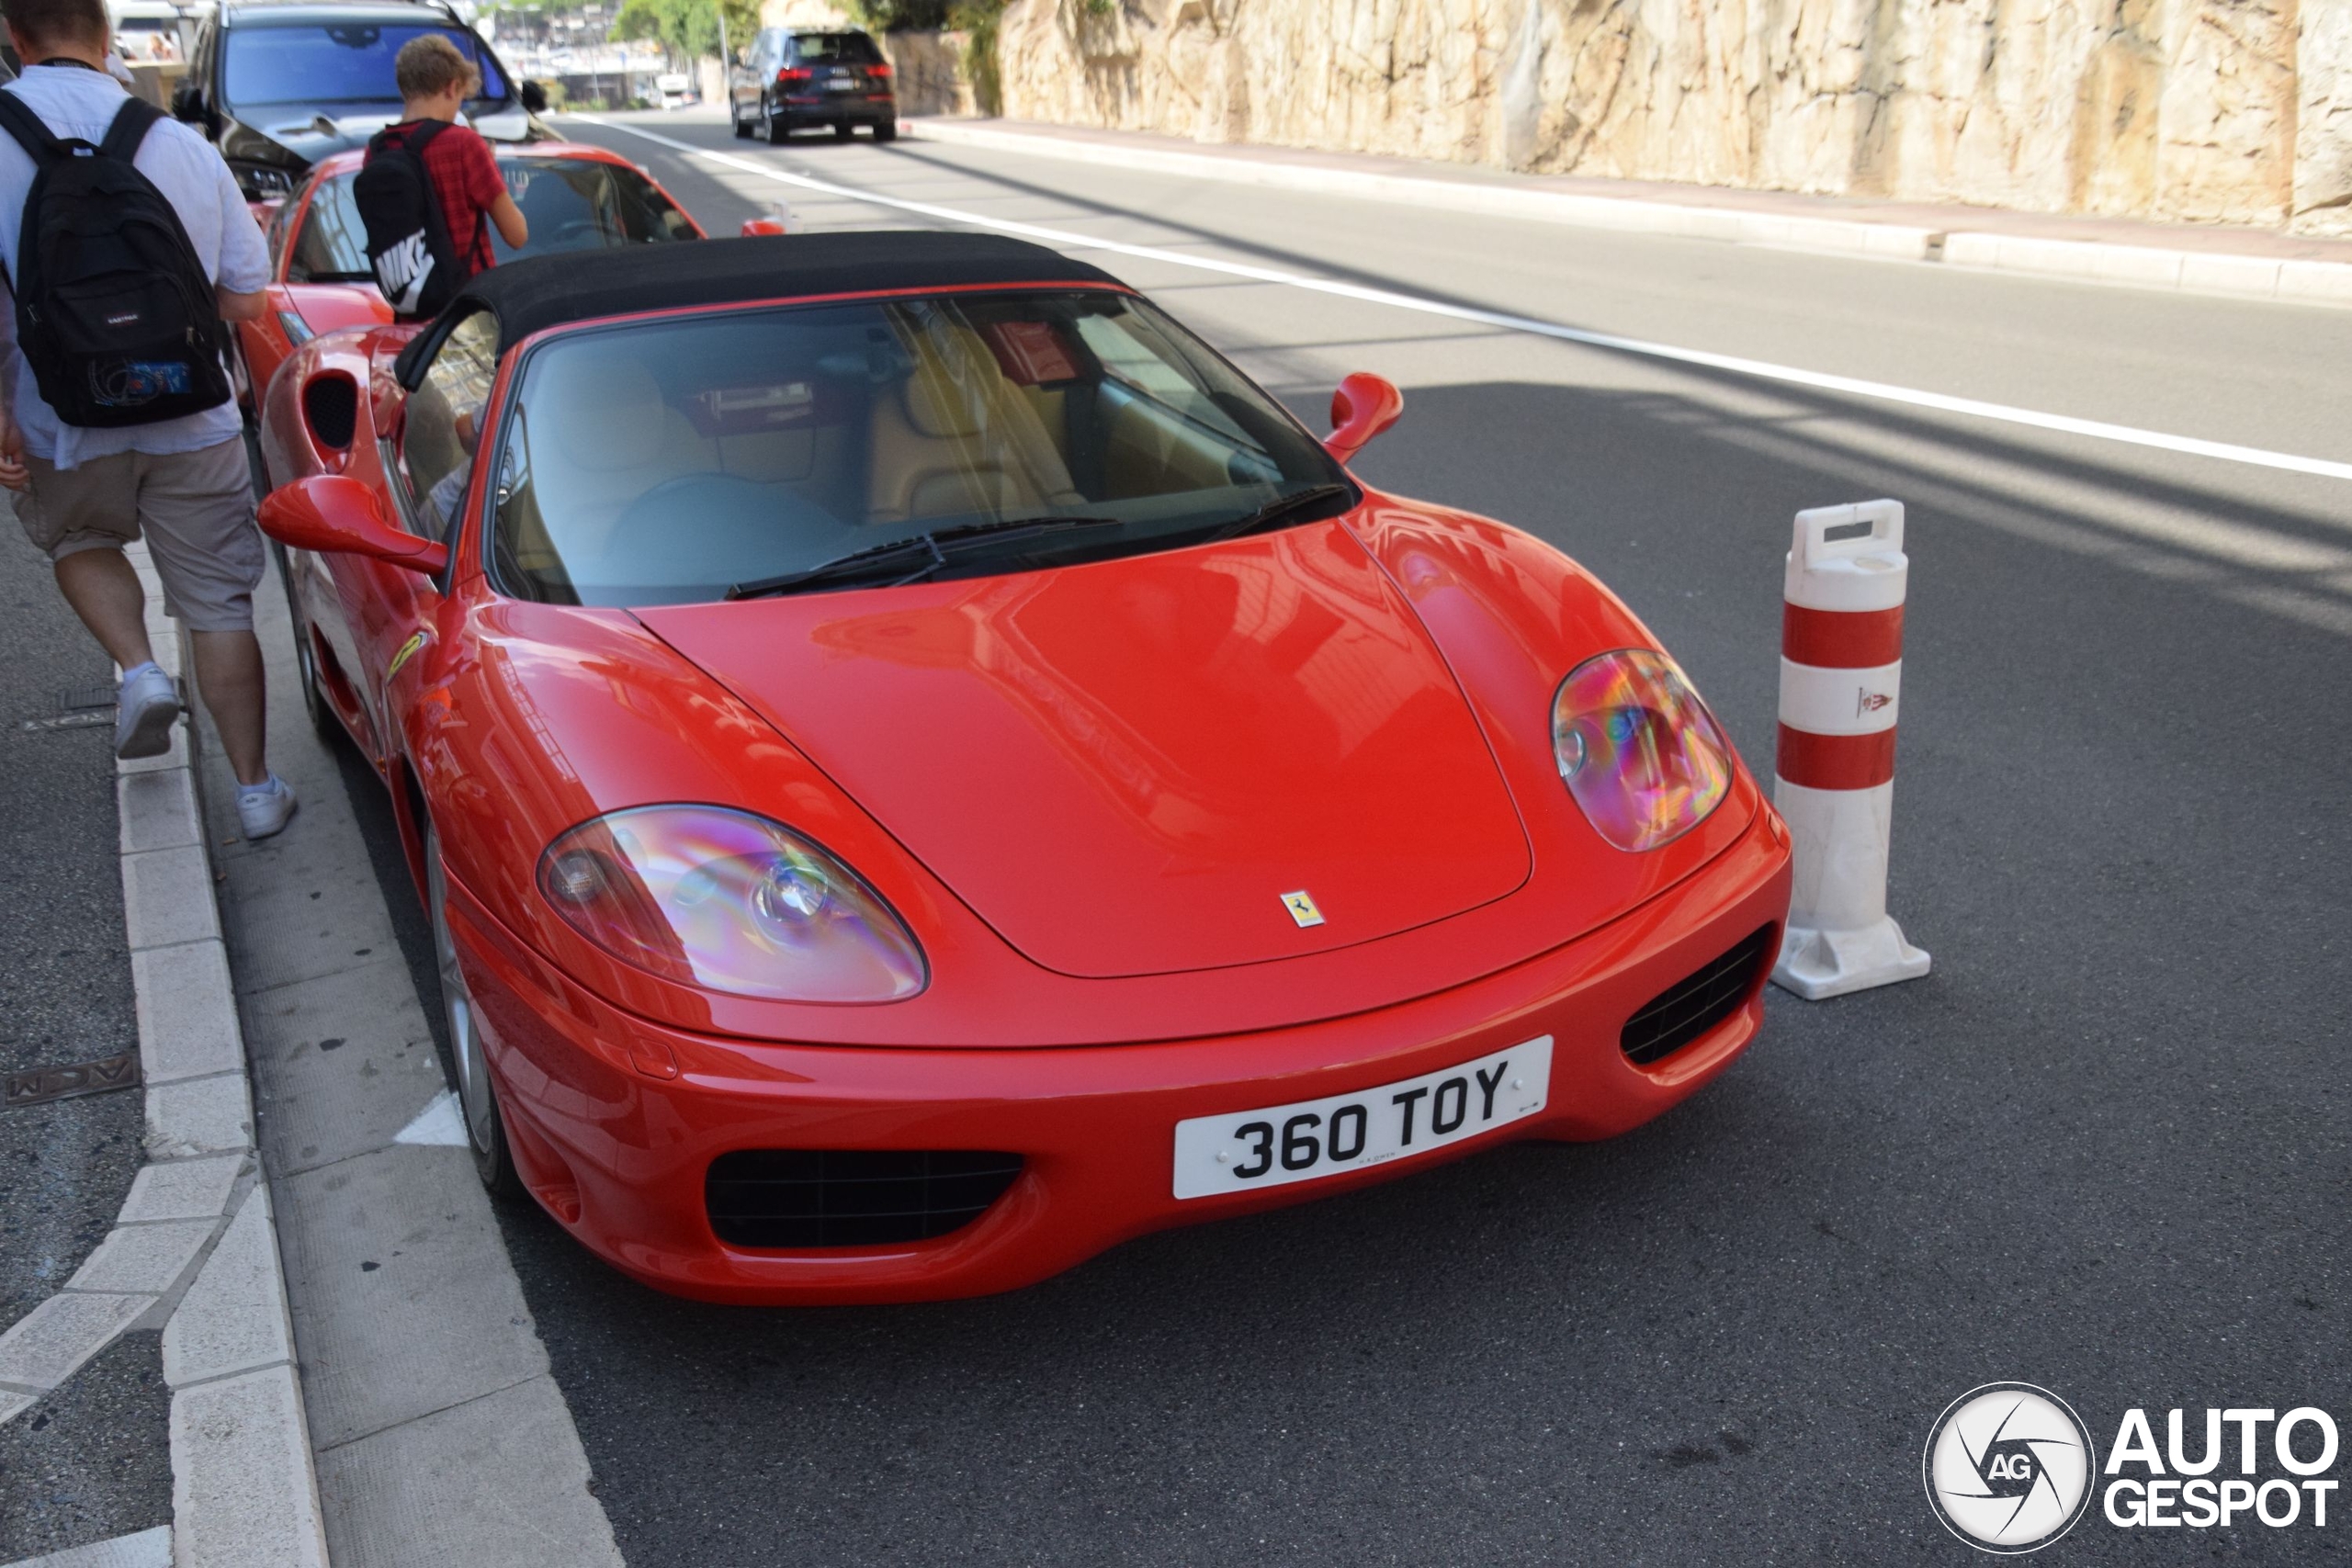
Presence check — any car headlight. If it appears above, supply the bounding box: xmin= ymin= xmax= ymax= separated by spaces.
xmin=229 ymin=161 xmax=295 ymax=198
xmin=537 ymin=806 xmax=926 ymax=1002
xmin=1550 ymin=649 xmax=1733 ymax=852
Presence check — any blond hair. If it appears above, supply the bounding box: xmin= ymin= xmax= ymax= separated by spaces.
xmin=395 ymin=33 xmax=480 ymax=100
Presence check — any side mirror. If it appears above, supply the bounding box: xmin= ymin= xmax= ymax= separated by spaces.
xmin=739 ymin=217 xmax=787 ymax=237
xmin=1323 ymin=371 xmax=1403 ymax=464
xmin=169 ymin=78 xmax=202 ymax=123
xmin=519 ymin=80 xmax=548 ymax=114
xmin=259 ymin=476 xmax=448 ymax=576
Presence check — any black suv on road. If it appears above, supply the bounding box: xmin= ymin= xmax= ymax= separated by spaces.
xmin=171 ymin=0 xmax=549 ymax=200
xmin=729 ymin=28 xmax=896 ymax=143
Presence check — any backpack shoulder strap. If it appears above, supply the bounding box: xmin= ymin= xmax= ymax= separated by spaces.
xmin=0 ymin=90 xmax=64 ymax=164
xmin=96 ymin=96 xmax=164 ymax=163
xmin=403 ymin=118 xmax=449 ymax=155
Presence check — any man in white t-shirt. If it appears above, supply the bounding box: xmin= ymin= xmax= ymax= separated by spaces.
xmin=0 ymin=0 xmax=296 ymax=838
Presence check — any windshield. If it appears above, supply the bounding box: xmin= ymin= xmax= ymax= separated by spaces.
xmin=483 ymin=290 xmax=1353 ymax=607
xmin=287 ymin=159 xmax=695 ymax=283
xmin=223 ymin=23 xmax=510 ymax=109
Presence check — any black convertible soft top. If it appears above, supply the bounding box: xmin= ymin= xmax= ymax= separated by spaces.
xmin=393 ymin=231 xmax=1125 ymax=386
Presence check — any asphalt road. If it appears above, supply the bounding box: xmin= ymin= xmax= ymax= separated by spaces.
xmin=356 ymin=112 xmax=2352 ymax=1565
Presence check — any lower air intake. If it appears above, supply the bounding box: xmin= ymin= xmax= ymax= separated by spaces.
xmin=707 ymin=1149 xmax=1023 ymax=1249
xmin=1620 ymin=925 xmax=1777 ymax=1066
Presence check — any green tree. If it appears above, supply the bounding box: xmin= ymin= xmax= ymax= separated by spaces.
xmin=611 ymin=0 xmax=757 ymax=64
xmin=852 ymin=0 xmax=954 ymax=27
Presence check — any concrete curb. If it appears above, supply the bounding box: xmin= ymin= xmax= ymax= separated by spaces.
xmin=0 ymin=543 xmax=330 ymax=1568
xmin=904 ymin=118 xmax=2352 ymax=309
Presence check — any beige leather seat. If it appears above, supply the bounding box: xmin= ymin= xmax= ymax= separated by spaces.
xmin=525 ymin=355 xmax=717 ymax=570
xmin=866 ymin=320 xmax=1082 ymax=525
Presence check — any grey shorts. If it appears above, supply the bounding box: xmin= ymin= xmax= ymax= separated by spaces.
xmin=14 ymin=439 xmax=266 ymax=633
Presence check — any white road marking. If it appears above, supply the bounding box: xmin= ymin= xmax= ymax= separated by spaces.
xmin=392 ymin=1089 xmax=469 ymax=1146
xmin=571 ymin=115 xmax=2352 ymax=485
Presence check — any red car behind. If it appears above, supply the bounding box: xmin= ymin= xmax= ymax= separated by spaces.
xmin=238 ymin=141 xmax=748 ymax=418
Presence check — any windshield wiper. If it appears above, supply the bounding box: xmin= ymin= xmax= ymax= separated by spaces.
xmin=1194 ymin=483 xmax=1356 ymax=546
xmin=726 ymin=514 xmax=1124 ymax=602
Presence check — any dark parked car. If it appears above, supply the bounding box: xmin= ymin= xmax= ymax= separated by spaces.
xmin=728 ymin=28 xmax=895 ymax=143
xmin=170 ymin=0 xmax=550 ymax=201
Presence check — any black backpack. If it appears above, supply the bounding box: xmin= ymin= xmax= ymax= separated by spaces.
xmin=355 ymin=120 xmax=467 ymax=319
xmin=0 ymin=91 xmax=232 ymax=429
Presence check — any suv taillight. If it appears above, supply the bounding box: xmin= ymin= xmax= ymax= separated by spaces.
xmin=777 ymin=66 xmax=810 ymax=85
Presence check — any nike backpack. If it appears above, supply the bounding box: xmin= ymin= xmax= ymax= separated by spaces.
xmin=354 ymin=119 xmax=465 ymax=319
xmin=0 ymin=92 xmax=233 ymax=428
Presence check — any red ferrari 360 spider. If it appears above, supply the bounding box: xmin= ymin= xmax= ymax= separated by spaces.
xmin=237 ymin=141 xmax=779 ymax=414
xmin=254 ymin=232 xmax=1792 ymax=1305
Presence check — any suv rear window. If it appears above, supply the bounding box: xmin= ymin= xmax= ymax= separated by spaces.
xmin=788 ymin=32 xmax=881 ymax=64
xmin=223 ymin=22 xmax=511 ymax=107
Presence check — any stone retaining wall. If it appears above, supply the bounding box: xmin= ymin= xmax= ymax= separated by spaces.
xmin=983 ymin=0 xmax=2352 ymax=233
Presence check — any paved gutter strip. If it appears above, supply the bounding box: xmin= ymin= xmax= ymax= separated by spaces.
xmin=904 ymin=117 xmax=2352 ymax=308
xmin=196 ymin=555 xmax=623 ymax=1568
xmin=0 ymin=543 xmax=328 ymax=1568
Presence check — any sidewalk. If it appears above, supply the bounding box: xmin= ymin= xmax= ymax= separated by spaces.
xmin=1 ymin=522 xmax=616 ymax=1567
xmin=0 ymin=538 xmax=327 ymax=1568
xmin=199 ymin=549 xmax=622 ymax=1568
xmin=905 ymin=117 xmax=2352 ymax=308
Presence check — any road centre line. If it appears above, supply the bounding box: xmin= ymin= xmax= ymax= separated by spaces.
xmin=571 ymin=115 xmax=2352 ymax=486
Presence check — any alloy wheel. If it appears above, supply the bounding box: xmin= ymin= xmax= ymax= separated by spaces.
xmin=425 ymin=822 xmax=519 ymax=1194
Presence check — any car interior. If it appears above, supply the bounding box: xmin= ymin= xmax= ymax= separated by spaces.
xmin=479 ymin=294 xmax=1316 ymax=606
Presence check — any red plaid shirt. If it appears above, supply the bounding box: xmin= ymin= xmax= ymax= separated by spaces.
xmin=390 ymin=118 xmax=503 ymax=276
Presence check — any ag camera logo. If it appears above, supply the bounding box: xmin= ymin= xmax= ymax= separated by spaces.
xmin=1923 ymin=1382 xmax=2097 ymax=1553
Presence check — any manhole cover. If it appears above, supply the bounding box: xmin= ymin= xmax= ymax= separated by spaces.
xmin=4 ymin=1053 xmax=141 ymax=1109
xmin=57 ymin=684 xmax=115 ymax=712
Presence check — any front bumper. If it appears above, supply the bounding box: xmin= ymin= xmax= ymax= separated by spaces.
xmin=452 ymin=808 xmax=1790 ymax=1305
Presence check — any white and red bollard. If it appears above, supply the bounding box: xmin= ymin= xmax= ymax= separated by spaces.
xmin=1770 ymin=500 xmax=1931 ymax=1000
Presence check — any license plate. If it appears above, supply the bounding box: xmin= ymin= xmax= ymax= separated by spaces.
xmin=1171 ymin=1037 xmax=1552 ymax=1200
xmin=824 ymin=79 xmax=856 ymax=91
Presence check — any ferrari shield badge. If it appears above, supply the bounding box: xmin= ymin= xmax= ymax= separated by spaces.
xmin=1281 ymin=890 xmax=1325 ymax=928
xmin=384 ymin=630 xmax=428 ymax=683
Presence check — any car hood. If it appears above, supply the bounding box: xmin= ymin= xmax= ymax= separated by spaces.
xmin=221 ymin=102 xmax=539 ymax=173
xmin=636 ymin=523 xmax=1534 ymax=979
xmin=220 ymin=106 xmax=395 ymax=172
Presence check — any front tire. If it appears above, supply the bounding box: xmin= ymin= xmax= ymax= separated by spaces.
xmin=426 ymin=822 xmax=524 ymax=1200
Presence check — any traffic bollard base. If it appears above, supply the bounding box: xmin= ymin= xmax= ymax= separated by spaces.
xmin=1771 ymin=916 xmax=1930 ymax=1001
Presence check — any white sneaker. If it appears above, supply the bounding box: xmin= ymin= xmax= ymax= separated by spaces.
xmin=236 ymin=774 xmax=298 ymax=840
xmin=115 ymin=663 xmax=181 ymax=760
